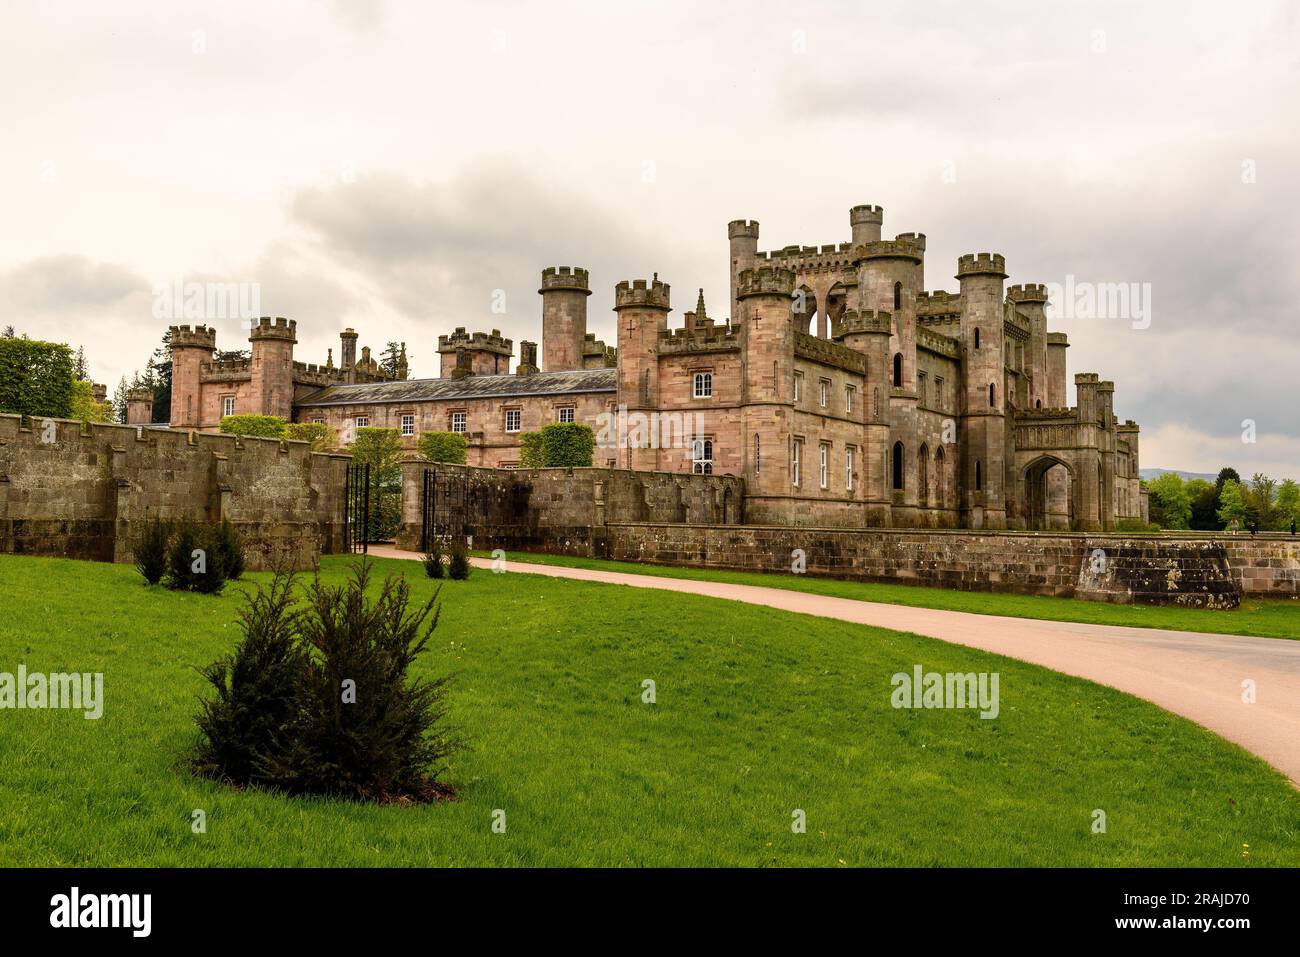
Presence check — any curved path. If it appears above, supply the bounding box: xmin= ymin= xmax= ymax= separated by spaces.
xmin=369 ymin=546 xmax=1300 ymax=786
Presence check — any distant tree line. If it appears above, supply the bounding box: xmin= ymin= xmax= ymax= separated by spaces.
xmin=1146 ymin=468 xmax=1299 ymax=532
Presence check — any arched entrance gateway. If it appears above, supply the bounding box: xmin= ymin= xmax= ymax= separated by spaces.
xmin=1021 ymin=455 xmax=1073 ymax=531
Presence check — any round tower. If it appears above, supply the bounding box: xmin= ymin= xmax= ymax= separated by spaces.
xmin=614 ymin=275 xmax=671 ymax=471
xmin=727 ymin=220 xmax=760 ymax=323
xmin=736 ymin=265 xmax=795 ymax=498
xmin=849 ymin=204 xmax=883 ymax=245
xmin=957 ymin=253 xmax=1008 ymax=528
xmin=539 ymin=266 xmax=591 ymax=372
xmin=167 ymin=324 xmax=217 ymax=429
xmin=248 ymin=317 xmax=298 ymax=422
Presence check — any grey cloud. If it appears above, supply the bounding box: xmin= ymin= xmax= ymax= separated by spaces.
xmin=0 ymin=255 xmax=149 ymax=313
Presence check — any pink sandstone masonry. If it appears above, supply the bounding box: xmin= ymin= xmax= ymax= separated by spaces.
xmin=0 ymin=413 xmax=350 ymax=568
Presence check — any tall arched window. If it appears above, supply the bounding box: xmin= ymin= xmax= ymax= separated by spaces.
xmin=753 ymin=433 xmax=761 ymax=474
xmin=975 ymin=460 xmax=983 ymax=492
xmin=935 ymin=446 xmax=946 ymax=508
xmin=918 ymin=444 xmax=929 ymax=505
xmin=892 ymin=353 xmax=903 ymax=387
xmin=1036 ymin=399 xmax=1042 ymax=409
xmin=989 ymin=383 xmax=996 ymax=407
xmin=893 ymin=281 xmax=902 ymax=310
xmin=892 ymin=441 xmax=904 ymax=490
xmin=974 ymin=328 xmax=981 ymax=350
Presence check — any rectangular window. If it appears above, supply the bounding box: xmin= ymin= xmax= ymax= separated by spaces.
xmin=819 ymin=443 xmax=829 ymax=489
xmin=558 ymin=407 xmax=575 ymax=424
xmin=355 ymin=416 xmax=369 ymax=429
xmin=791 ymin=439 xmax=802 ymax=488
xmin=505 ymin=409 xmax=521 ymax=433
xmin=451 ymin=412 xmax=466 ymax=434
xmin=793 ymin=372 xmax=803 ymax=402
xmin=693 ymin=371 xmax=713 ymax=398
xmin=819 ymin=379 xmax=830 ymax=408
xmin=846 ymin=446 xmax=856 ymax=493
xmin=918 ymin=371 xmax=927 ymax=405
xmin=222 ymin=396 xmax=235 ymax=418
xmin=753 ymin=434 xmax=761 ymax=474
xmin=311 ymin=418 xmax=324 ymax=425
xmin=935 ymin=377 xmax=944 ymax=412
xmin=845 ymin=385 xmax=855 ymax=414
xmin=400 ymin=414 xmax=415 ymax=437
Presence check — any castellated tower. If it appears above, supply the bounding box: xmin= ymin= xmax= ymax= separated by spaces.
xmin=614 ymin=275 xmax=670 ymax=471
xmin=539 ymin=266 xmax=591 ymax=372
xmin=168 ymin=324 xmax=217 ymax=428
xmin=1008 ymin=284 xmax=1050 ymax=409
xmin=957 ymin=253 xmax=1008 ymax=529
xmin=727 ymin=220 xmax=760 ymax=322
xmin=1046 ymin=332 xmax=1070 ymax=407
xmin=849 ymin=204 xmax=883 ymax=245
xmin=737 ymin=265 xmax=795 ymax=497
xmin=249 ymin=317 xmax=297 ymax=422
xmin=833 ymin=309 xmax=894 ymax=524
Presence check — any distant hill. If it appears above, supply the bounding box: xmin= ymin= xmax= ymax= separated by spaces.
xmin=1140 ymin=468 xmax=1219 ymax=483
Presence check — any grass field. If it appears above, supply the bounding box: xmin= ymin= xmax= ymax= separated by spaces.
xmin=474 ymin=549 xmax=1300 ymax=641
xmin=1 ymin=552 xmax=1298 ymax=867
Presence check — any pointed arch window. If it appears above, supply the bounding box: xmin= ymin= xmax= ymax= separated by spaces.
xmin=892 ymin=353 xmax=903 ymax=388
xmin=892 ymin=441 xmax=905 ymax=490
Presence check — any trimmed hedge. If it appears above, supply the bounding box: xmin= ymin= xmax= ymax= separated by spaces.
xmin=284 ymin=422 xmax=337 ymax=451
xmin=417 ymin=431 xmax=468 ymax=464
xmin=219 ymin=414 xmax=287 ymax=438
xmin=518 ymin=422 xmax=595 ymax=468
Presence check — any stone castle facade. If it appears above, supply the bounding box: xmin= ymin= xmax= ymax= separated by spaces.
xmin=159 ymin=203 xmax=1146 ymax=531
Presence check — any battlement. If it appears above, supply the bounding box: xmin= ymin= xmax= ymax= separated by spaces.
xmin=916 ymin=290 xmax=963 ymax=317
xmin=956 ymin=253 xmax=1007 ymax=278
xmin=894 ymin=232 xmax=927 ymax=251
xmin=658 ymin=323 xmax=739 ymax=355
xmin=918 ymin=327 xmax=961 ymax=359
xmin=126 ymin=387 xmax=154 ymax=402
xmin=615 ymin=275 xmax=672 ymax=310
xmin=736 ymin=265 xmax=795 ymax=299
xmin=832 ymin=309 xmax=892 ymax=338
xmin=169 ymin=324 xmax=218 ymax=350
xmin=794 ymin=331 xmax=867 ymax=375
xmin=539 ymin=266 xmax=592 ymax=294
xmin=728 ymin=219 xmax=760 ymax=240
xmin=1007 ymin=283 xmax=1049 ymax=303
xmin=854 ymin=238 xmax=924 ymax=263
xmin=582 ymin=333 xmax=617 ymax=364
xmin=849 ymin=204 xmax=883 ymax=224
xmin=1098 ymin=380 xmax=1115 ymax=393
xmin=201 ymin=357 xmax=252 ymax=379
xmin=437 ymin=327 xmax=514 ymax=355
xmin=1047 ymin=332 xmax=1070 ymax=346
xmin=249 ymin=316 xmax=298 ymax=341
xmin=1075 ymin=372 xmax=1100 ymax=384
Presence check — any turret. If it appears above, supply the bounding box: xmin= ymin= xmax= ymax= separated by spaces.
xmin=1046 ymin=332 xmax=1069 ymax=406
xmin=614 ymin=275 xmax=671 ymax=470
xmin=516 ymin=340 xmax=539 ymax=376
xmin=856 ymin=237 xmax=925 ymax=393
xmin=849 ymin=204 xmax=883 ymax=245
xmin=1008 ymin=284 xmax=1050 ymax=408
xmin=957 ymin=253 xmax=1008 ymax=528
xmin=727 ymin=219 xmax=760 ymax=322
xmin=168 ymin=324 xmax=217 ymax=428
xmin=437 ymin=327 xmax=513 ymax=377
xmin=126 ymin=388 xmax=155 ymax=426
xmin=539 ymin=266 xmax=591 ymax=372
xmin=248 ymin=317 xmax=297 ymax=421
xmin=737 ymin=265 xmax=795 ymax=496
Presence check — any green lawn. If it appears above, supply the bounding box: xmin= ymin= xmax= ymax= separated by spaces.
xmin=474 ymin=550 xmax=1300 ymax=641
xmin=1 ymin=552 xmax=1297 ymax=867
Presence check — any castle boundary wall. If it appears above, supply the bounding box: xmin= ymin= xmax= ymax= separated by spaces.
xmin=0 ymin=413 xmax=349 ymax=569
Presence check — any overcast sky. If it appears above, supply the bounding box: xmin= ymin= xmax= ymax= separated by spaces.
xmin=2 ymin=0 xmax=1297 ymax=476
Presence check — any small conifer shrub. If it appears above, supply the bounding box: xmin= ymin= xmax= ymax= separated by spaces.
xmin=167 ymin=521 xmax=229 ymax=594
xmin=423 ymin=540 xmax=445 ymax=579
xmin=448 ymin=539 xmax=471 ymax=580
xmin=131 ymin=517 xmax=172 ymax=585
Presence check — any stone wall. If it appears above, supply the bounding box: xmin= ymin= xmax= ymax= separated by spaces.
xmin=395 ymin=460 xmax=744 ymax=554
xmin=0 ymin=414 xmax=349 ymax=568
xmin=599 ymin=523 xmax=1300 ymax=600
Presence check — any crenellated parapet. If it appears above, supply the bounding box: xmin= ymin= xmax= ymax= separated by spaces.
xmin=854 ymin=237 xmax=925 ymax=264
xmin=615 ymin=275 xmax=672 ymax=310
xmin=735 ymin=265 xmax=795 ymax=299
xmin=1007 ymin=283 xmax=1049 ymax=303
xmin=727 ymin=220 xmax=760 ymax=240
xmin=793 ymin=330 xmax=867 ymax=374
xmin=956 ymin=253 xmax=1008 ymax=279
xmin=658 ymin=323 xmax=740 ymax=355
xmin=248 ymin=317 xmax=298 ymax=342
xmin=916 ymin=290 xmax=963 ymax=318
xmin=832 ymin=309 xmax=892 ymax=338
xmin=538 ymin=265 xmax=592 ymax=295
xmin=169 ymin=324 xmax=218 ymax=350
xmin=918 ymin=327 xmax=960 ymax=359
xmin=437 ymin=327 xmax=514 ymax=356
xmin=581 ymin=333 xmax=617 ymax=366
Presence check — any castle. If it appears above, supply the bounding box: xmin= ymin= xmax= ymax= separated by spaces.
xmin=155 ymin=203 xmax=1146 ymax=531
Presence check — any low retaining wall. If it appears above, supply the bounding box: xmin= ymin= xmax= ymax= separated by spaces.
xmin=598 ymin=523 xmax=1299 ymax=601
xmin=0 ymin=414 xmax=350 ymax=569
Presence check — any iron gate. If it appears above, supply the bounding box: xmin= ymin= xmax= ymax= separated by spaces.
xmin=419 ymin=468 xmax=472 ymax=552
xmin=344 ymin=462 xmax=370 ymax=554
